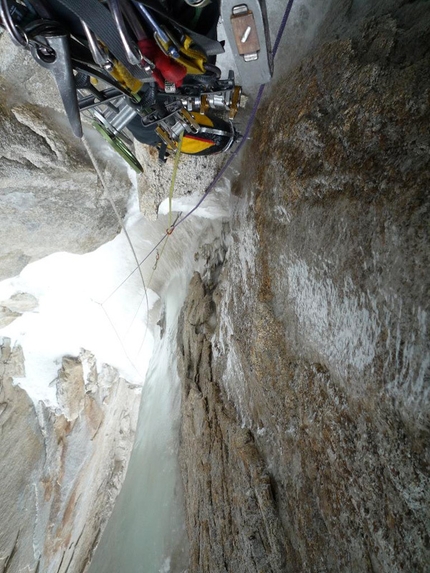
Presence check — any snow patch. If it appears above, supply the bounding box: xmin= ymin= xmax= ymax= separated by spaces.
xmin=0 ymin=214 xmax=158 ymax=410
xmin=158 ymin=184 xmax=231 ymax=220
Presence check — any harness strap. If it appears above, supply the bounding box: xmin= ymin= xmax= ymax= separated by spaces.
xmin=52 ymin=0 xmax=223 ymax=77
xmin=53 ymin=0 xmax=150 ymax=79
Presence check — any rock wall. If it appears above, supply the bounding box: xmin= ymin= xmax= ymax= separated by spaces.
xmin=0 ymin=338 xmax=141 ymax=573
xmin=178 ymin=272 xmax=288 ymax=573
xmin=136 ymin=144 xmax=225 ymax=220
xmin=0 ymin=36 xmax=132 ymax=281
xmin=178 ymin=2 xmax=430 ymax=572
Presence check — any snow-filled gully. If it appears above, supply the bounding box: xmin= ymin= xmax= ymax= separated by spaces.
xmin=0 ymin=184 xmax=227 ymax=572
xmin=88 ymin=273 xmax=189 ymax=573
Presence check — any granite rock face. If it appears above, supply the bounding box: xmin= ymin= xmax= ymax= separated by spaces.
xmin=0 ymin=36 xmax=132 ymax=281
xmin=179 ymin=272 xmax=288 ymax=573
xmin=135 ymin=144 xmax=225 ymax=220
xmin=0 ymin=338 xmax=141 ymax=573
xmin=178 ymin=2 xmax=430 ymax=572
xmin=0 ymin=292 xmax=38 ymax=328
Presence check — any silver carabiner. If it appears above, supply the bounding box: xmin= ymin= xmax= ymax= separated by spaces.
xmin=81 ymin=20 xmax=114 ymax=71
xmin=0 ymin=0 xmax=27 ymax=46
xmin=107 ymin=0 xmax=142 ymax=66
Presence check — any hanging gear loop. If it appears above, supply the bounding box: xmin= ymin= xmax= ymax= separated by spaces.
xmin=108 ymin=0 xmax=295 ymax=290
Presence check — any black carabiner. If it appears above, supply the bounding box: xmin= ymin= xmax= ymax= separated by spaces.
xmin=0 ymin=0 xmax=27 ymax=46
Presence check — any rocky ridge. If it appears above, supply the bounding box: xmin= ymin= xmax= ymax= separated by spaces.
xmin=0 ymin=336 xmax=141 ymax=573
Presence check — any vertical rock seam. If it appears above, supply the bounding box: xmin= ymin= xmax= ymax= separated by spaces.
xmin=178 ymin=272 xmax=290 ymax=573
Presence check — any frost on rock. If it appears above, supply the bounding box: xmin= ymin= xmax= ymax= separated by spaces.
xmin=177 ymin=3 xmax=430 ymax=572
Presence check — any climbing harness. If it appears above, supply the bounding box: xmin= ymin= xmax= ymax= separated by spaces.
xmin=99 ymin=0 xmax=295 ymax=290
xmin=173 ymin=0 xmax=296 ymax=227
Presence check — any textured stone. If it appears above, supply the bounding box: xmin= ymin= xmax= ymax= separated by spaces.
xmin=135 ymin=143 xmax=225 ymax=220
xmin=0 ymin=339 xmax=43 ymax=572
xmin=0 ymin=293 xmax=38 ymax=328
xmin=0 ymin=339 xmax=141 ymax=573
xmin=56 ymin=356 xmax=86 ymax=421
xmin=178 ymin=2 xmax=430 ymax=572
xmin=179 ymin=273 xmax=287 ymax=573
xmin=0 ymin=34 xmax=133 ymax=281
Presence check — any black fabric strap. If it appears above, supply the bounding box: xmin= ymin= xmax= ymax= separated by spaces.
xmin=49 ymin=0 xmax=224 ymax=76
xmin=52 ymin=0 xmax=149 ymax=79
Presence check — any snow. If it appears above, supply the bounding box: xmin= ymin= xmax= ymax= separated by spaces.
xmin=88 ymin=272 xmax=189 ymax=573
xmin=0 ymin=213 xmax=158 ymax=410
xmin=158 ymin=184 xmax=231 ymax=220
xmin=0 ymin=141 xmax=230 ymax=412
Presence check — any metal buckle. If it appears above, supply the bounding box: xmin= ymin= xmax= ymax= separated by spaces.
xmin=231 ymin=4 xmax=260 ymax=61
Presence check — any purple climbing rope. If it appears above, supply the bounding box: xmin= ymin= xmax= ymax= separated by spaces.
xmin=135 ymin=0 xmax=295 ymax=270
xmin=272 ymin=0 xmax=295 ymax=62
xmin=170 ymin=0 xmax=296 ymax=230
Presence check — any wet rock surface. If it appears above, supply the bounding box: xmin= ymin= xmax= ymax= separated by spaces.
xmin=178 ymin=2 xmax=429 ymax=572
